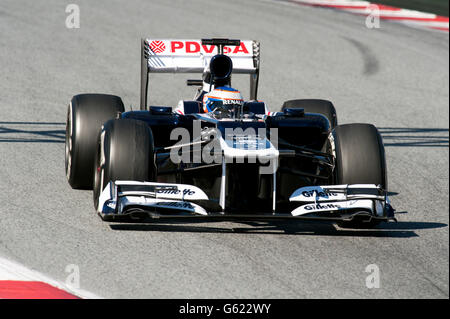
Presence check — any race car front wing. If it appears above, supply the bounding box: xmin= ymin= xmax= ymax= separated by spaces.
xmin=98 ymin=181 xmax=396 ymax=223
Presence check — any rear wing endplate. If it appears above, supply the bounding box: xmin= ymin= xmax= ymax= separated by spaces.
xmin=140 ymin=38 xmax=260 ymax=110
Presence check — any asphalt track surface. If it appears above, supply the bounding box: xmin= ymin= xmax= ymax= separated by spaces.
xmin=0 ymin=0 xmax=448 ymax=298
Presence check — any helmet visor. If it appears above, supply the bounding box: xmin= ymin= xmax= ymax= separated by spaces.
xmin=208 ymin=99 xmax=243 ymax=117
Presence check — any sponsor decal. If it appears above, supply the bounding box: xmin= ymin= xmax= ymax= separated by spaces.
xmin=292 ymin=199 xmax=376 ymax=216
xmin=169 ymin=41 xmax=249 ymax=54
xmin=222 ymin=99 xmax=244 ymax=105
xmin=290 ymin=186 xmax=346 ymax=202
xmin=232 ymin=135 xmax=264 ymax=150
xmin=291 ymin=202 xmax=342 ymax=216
xmin=157 ymin=188 xmax=196 ymax=196
xmin=303 ymin=203 xmax=341 ymax=211
xmin=156 ymin=201 xmax=194 ymax=209
xmin=301 ymin=189 xmax=338 ymax=198
xmin=149 ymin=40 xmax=166 ymax=53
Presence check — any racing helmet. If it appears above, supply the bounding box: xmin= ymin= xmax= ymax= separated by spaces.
xmin=202 ymin=86 xmax=244 ymax=117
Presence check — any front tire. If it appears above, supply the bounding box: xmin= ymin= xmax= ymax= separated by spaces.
xmin=282 ymin=99 xmax=337 ymax=129
xmin=330 ymin=123 xmax=387 ymax=228
xmin=93 ymin=119 xmax=156 ymax=212
xmin=65 ymin=94 xmax=124 ymax=189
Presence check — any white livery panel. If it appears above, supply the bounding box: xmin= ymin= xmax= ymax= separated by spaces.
xmin=289 ymin=184 xmax=384 ymax=202
xmin=98 ymin=181 xmax=209 ymax=215
xmin=289 ymin=184 xmax=386 ymax=217
xmin=291 ymin=199 xmax=376 ymax=216
xmin=145 ymin=39 xmax=258 ymax=73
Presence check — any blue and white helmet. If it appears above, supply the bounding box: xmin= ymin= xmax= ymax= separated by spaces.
xmin=202 ymin=86 xmax=244 ymax=115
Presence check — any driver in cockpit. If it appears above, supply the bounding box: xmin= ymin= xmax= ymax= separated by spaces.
xmin=202 ymin=86 xmax=244 ymax=119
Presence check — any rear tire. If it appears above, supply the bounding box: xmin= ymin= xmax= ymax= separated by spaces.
xmin=282 ymin=99 xmax=337 ymax=129
xmin=330 ymin=123 xmax=387 ymax=228
xmin=65 ymin=94 xmax=124 ymax=189
xmin=93 ymin=119 xmax=156 ymax=211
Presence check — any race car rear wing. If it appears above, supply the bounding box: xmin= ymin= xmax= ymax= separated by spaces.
xmin=140 ymin=38 xmax=261 ymax=110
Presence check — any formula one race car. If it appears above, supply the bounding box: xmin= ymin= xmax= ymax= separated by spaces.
xmin=65 ymin=38 xmax=395 ymax=228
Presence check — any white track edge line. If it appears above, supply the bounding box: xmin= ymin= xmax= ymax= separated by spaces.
xmin=0 ymin=256 xmax=102 ymax=299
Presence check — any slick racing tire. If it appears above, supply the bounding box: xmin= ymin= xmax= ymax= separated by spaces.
xmin=281 ymin=99 xmax=337 ymax=129
xmin=65 ymin=94 xmax=125 ymax=189
xmin=93 ymin=119 xmax=156 ymax=213
xmin=330 ymin=123 xmax=387 ymax=228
